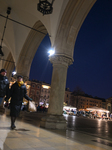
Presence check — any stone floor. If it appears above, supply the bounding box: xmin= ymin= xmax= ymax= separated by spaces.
xmin=0 ymin=114 xmax=112 ymax=150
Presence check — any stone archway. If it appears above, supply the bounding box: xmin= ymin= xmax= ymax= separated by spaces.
xmin=54 ymin=0 xmax=97 ymax=57
xmin=16 ymin=20 xmax=48 ymax=80
xmin=40 ymin=0 xmax=97 ymax=129
xmin=48 ymin=0 xmax=97 ymax=114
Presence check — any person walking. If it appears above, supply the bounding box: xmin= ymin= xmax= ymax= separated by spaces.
xmin=0 ymin=69 xmax=9 ymax=106
xmin=9 ymin=75 xmax=32 ymax=129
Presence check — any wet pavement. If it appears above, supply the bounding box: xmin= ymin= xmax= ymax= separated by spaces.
xmin=64 ymin=114 xmax=112 ymax=141
xmin=0 ymin=112 xmax=112 ymax=150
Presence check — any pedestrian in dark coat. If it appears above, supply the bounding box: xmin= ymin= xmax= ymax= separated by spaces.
xmin=0 ymin=69 xmax=9 ymax=105
xmin=9 ymin=75 xmax=32 ymax=129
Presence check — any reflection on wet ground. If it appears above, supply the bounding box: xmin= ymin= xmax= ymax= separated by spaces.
xmin=64 ymin=114 xmax=112 ymax=141
xmin=1 ymin=113 xmax=112 ymax=150
xmin=92 ymin=139 xmax=112 ymax=147
xmin=21 ymin=112 xmax=112 ymax=141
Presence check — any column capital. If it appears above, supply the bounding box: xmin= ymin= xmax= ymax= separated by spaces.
xmin=49 ymin=54 xmax=73 ymax=67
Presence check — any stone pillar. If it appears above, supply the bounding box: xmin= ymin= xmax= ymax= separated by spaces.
xmin=40 ymin=54 xmax=73 ymax=129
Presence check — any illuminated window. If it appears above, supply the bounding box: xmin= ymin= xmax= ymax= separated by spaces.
xmin=42 ymin=85 xmax=50 ymax=89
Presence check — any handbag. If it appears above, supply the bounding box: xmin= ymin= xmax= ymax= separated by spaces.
xmin=28 ymin=101 xmax=36 ymax=112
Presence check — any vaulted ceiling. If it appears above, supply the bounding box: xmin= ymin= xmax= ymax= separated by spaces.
xmin=0 ymin=0 xmax=96 ymax=78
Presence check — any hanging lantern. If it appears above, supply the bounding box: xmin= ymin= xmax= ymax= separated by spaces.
xmin=37 ymin=0 xmax=55 ymax=15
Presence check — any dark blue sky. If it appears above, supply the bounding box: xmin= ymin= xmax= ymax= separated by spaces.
xmin=30 ymin=0 xmax=112 ymax=99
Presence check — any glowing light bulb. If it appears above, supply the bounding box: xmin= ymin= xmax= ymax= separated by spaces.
xmin=48 ymin=48 xmax=55 ymax=56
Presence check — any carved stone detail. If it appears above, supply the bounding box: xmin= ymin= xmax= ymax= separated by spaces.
xmin=49 ymin=54 xmax=73 ymax=67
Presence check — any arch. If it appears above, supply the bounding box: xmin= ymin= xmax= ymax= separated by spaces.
xmin=16 ymin=20 xmax=48 ymax=79
xmin=54 ymin=0 xmax=96 ymax=58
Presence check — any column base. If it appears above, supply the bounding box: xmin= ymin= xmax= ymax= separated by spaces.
xmin=40 ymin=114 xmax=67 ymax=129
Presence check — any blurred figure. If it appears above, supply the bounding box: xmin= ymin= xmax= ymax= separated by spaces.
xmin=9 ymin=75 xmax=32 ymax=129
xmin=110 ymin=113 xmax=112 ymax=120
xmin=102 ymin=114 xmax=104 ymax=120
xmin=0 ymin=69 xmax=9 ymax=106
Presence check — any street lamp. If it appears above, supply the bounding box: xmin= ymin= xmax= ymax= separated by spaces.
xmin=12 ymin=71 xmax=16 ymax=76
xmin=37 ymin=0 xmax=55 ymax=15
xmin=48 ymin=47 xmax=55 ymax=56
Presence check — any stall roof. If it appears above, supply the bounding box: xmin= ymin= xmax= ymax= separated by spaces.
xmin=63 ymin=106 xmax=77 ymax=110
xmin=86 ymin=106 xmax=109 ymax=113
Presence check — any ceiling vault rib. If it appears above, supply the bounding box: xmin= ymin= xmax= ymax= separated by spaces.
xmin=0 ymin=58 xmax=15 ymax=63
xmin=0 ymin=14 xmax=50 ymax=37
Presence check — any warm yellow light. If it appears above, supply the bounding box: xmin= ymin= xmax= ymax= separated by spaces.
xmin=9 ymin=81 xmax=16 ymax=88
xmin=26 ymin=85 xmax=30 ymax=89
xmin=42 ymin=85 xmax=50 ymax=89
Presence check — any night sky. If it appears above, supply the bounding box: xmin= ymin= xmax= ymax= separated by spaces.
xmin=30 ymin=0 xmax=112 ymax=99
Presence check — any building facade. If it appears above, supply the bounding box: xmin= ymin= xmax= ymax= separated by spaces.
xmin=64 ymin=88 xmax=72 ymax=105
xmin=27 ymin=80 xmax=71 ymax=106
xmin=40 ymin=83 xmax=51 ymax=105
xmin=70 ymin=95 xmax=102 ymax=110
xmin=70 ymin=94 xmax=112 ymax=113
xmin=105 ymin=97 xmax=112 ymax=113
xmin=9 ymin=78 xmax=112 ymax=113
xmin=28 ymin=80 xmax=41 ymax=105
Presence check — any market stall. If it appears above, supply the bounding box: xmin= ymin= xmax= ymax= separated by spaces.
xmin=63 ymin=106 xmax=77 ymax=115
xmin=86 ymin=106 xmax=110 ymax=119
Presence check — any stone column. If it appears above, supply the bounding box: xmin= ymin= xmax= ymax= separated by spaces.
xmin=40 ymin=54 xmax=73 ymax=129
